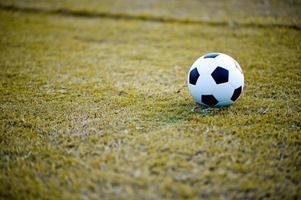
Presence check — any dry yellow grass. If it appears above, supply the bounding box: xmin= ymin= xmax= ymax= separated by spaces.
xmin=0 ymin=1 xmax=300 ymax=199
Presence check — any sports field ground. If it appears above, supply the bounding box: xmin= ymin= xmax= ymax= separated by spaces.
xmin=0 ymin=1 xmax=300 ymax=199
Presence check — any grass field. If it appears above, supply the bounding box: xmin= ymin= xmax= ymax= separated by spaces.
xmin=0 ymin=0 xmax=301 ymax=199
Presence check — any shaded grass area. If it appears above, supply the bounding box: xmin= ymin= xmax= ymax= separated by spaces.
xmin=0 ymin=3 xmax=300 ymax=30
xmin=0 ymin=5 xmax=301 ymax=200
xmin=1 ymin=0 xmax=301 ymax=27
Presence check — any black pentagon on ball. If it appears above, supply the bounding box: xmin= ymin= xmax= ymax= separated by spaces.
xmin=211 ymin=66 xmax=229 ymax=84
xmin=189 ymin=68 xmax=200 ymax=85
xmin=201 ymin=95 xmax=218 ymax=107
xmin=204 ymin=53 xmax=219 ymax=59
xmin=231 ymin=86 xmax=242 ymax=101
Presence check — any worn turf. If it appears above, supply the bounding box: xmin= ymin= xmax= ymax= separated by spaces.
xmin=0 ymin=1 xmax=300 ymax=199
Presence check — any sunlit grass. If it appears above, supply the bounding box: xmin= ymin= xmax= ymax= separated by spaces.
xmin=0 ymin=3 xmax=300 ymax=199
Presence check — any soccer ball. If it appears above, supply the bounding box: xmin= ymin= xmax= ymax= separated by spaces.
xmin=187 ymin=53 xmax=244 ymax=107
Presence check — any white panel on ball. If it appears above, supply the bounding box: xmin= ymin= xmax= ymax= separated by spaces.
xmin=188 ymin=85 xmax=202 ymax=104
xmin=188 ymin=75 xmax=216 ymax=103
xmin=195 ymin=75 xmax=216 ymax=94
xmin=212 ymin=83 xmax=235 ymax=102
xmin=229 ymin=67 xmax=244 ymax=89
xmin=214 ymin=53 xmax=236 ymax=72
xmin=192 ymin=58 xmax=219 ymax=75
